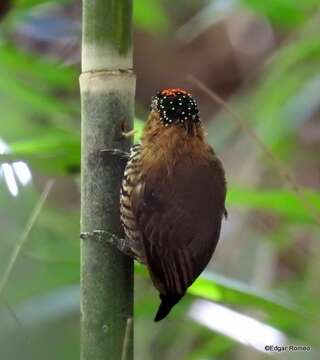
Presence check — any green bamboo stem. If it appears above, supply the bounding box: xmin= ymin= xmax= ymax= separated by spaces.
xmin=80 ymin=1 xmax=135 ymax=359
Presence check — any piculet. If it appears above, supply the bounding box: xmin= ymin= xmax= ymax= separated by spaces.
xmin=120 ymin=88 xmax=227 ymax=321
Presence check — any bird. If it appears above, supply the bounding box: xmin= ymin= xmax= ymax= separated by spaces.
xmin=120 ymin=88 xmax=227 ymax=321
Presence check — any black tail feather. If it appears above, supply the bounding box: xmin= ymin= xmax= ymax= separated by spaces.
xmin=154 ymin=293 xmax=184 ymax=322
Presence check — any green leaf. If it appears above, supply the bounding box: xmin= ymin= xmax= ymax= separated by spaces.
xmin=189 ymin=272 xmax=300 ymax=313
xmin=133 ymin=0 xmax=169 ymax=33
xmin=250 ymin=37 xmax=320 ymax=147
xmin=14 ymin=0 xmax=70 ymax=11
xmin=227 ymin=186 xmax=320 ymax=224
xmin=241 ymin=0 xmax=319 ymax=27
xmin=135 ymin=264 xmax=305 ymax=332
xmin=0 ymin=45 xmax=78 ymax=141
xmin=189 ymin=272 xmax=306 ymax=333
xmin=0 ymin=45 xmax=77 ymax=89
xmin=209 ymin=23 xmax=320 ymax=159
xmin=0 ymin=132 xmax=80 ymax=174
xmin=24 ymin=208 xmax=80 ymax=265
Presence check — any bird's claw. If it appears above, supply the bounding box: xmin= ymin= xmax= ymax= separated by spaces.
xmin=80 ymin=230 xmax=134 ymax=258
xmin=100 ymin=148 xmax=130 ymax=159
xmin=100 ymin=149 xmax=130 ymax=167
xmin=121 ymin=129 xmax=137 ymax=139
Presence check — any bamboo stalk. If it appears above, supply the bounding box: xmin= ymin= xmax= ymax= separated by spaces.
xmin=80 ymin=1 xmax=135 ymax=359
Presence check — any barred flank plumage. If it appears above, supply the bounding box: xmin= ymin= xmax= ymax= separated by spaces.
xmin=120 ymin=144 xmax=145 ymax=262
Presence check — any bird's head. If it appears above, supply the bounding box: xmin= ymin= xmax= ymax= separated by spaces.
xmin=141 ymin=88 xmax=210 ymax=172
xmin=149 ymin=88 xmax=200 ymax=134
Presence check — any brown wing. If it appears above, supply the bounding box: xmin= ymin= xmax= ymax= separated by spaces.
xmin=131 ymin=155 xmax=226 ymax=296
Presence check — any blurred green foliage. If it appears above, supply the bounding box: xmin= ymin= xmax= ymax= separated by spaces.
xmin=242 ymin=0 xmax=319 ymax=27
xmin=228 ymin=187 xmax=320 ymax=224
xmin=134 ymin=0 xmax=169 ymax=32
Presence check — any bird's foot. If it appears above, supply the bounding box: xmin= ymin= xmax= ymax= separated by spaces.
xmin=100 ymin=148 xmax=130 ymax=167
xmin=80 ymin=230 xmax=134 ymax=258
xmin=100 ymin=148 xmax=130 ymax=160
xmin=122 ymin=129 xmax=137 ymax=139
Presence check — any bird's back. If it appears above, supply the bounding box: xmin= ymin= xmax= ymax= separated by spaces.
xmin=120 ymin=143 xmax=226 ymax=320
